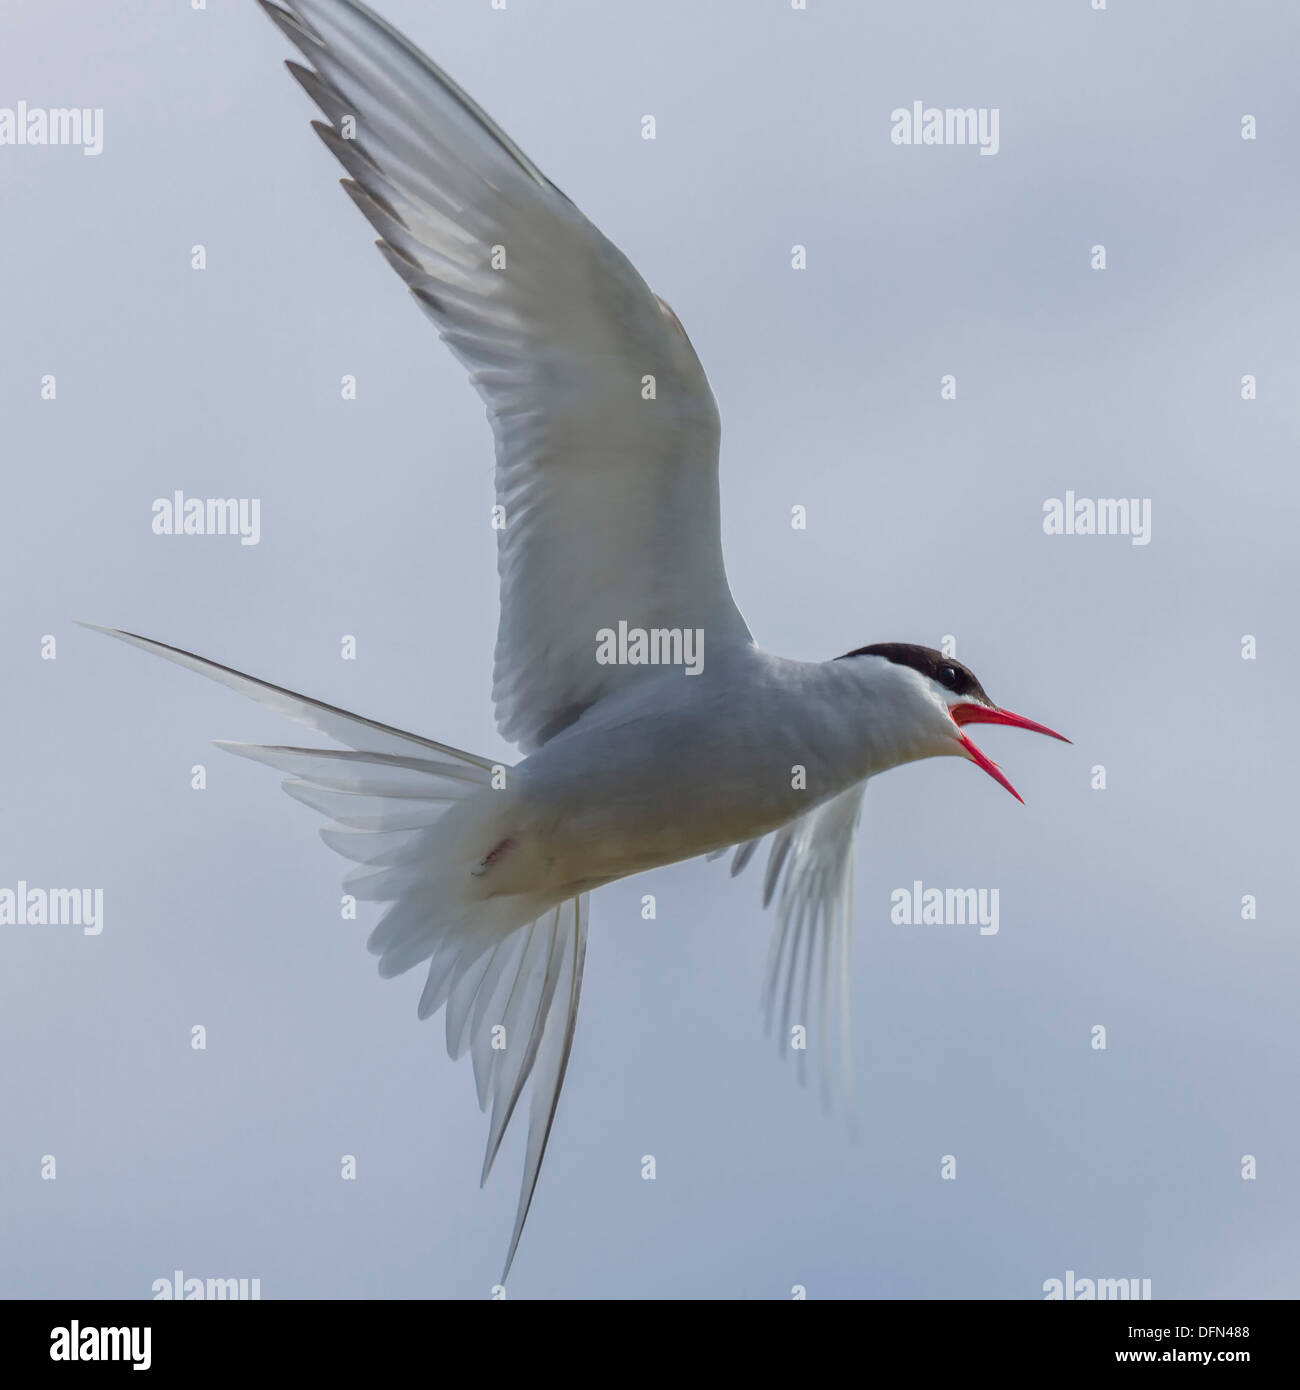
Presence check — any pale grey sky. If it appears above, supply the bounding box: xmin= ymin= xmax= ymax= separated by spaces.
xmin=1 ymin=0 xmax=1297 ymax=1298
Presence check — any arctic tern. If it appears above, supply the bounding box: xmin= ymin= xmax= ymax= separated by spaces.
xmin=85 ymin=0 xmax=1068 ymax=1280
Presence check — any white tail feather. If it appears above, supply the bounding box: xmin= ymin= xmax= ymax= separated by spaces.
xmin=82 ymin=623 xmax=587 ymax=1281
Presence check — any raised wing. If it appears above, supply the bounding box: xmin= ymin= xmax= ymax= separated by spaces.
xmin=261 ymin=0 xmax=753 ymax=752
xmin=718 ymin=782 xmax=867 ymax=1113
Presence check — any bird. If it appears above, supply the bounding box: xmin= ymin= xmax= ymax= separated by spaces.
xmin=83 ymin=0 xmax=1069 ymax=1282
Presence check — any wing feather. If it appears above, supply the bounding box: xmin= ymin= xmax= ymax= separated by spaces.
xmin=263 ymin=0 xmax=752 ymax=753
xmin=730 ymin=784 xmax=867 ymax=1112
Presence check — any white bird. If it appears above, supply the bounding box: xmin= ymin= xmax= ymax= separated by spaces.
xmin=85 ymin=0 xmax=1068 ymax=1281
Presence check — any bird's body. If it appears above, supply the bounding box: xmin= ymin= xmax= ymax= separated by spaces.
xmin=500 ymin=649 xmax=942 ymax=895
xmin=84 ymin=0 xmax=1068 ymax=1281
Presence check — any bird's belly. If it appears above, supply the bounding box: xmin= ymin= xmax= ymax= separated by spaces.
xmin=518 ymin=753 xmax=813 ymax=892
xmin=478 ymin=673 xmax=872 ymax=900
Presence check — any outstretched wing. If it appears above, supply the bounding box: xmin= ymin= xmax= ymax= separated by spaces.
xmin=718 ymin=783 xmax=867 ymax=1112
xmin=261 ymin=0 xmax=753 ymax=753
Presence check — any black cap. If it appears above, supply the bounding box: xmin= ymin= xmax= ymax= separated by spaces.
xmin=836 ymin=642 xmax=992 ymax=703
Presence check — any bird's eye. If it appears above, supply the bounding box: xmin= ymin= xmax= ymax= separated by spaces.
xmin=938 ymin=665 xmax=958 ymax=688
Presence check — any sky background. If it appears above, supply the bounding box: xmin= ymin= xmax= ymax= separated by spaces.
xmin=2 ymin=0 xmax=1298 ymax=1299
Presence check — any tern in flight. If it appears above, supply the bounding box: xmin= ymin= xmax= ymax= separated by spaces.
xmin=85 ymin=0 xmax=1068 ymax=1280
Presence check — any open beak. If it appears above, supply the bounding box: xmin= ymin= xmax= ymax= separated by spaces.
xmin=950 ymin=703 xmax=1071 ymax=804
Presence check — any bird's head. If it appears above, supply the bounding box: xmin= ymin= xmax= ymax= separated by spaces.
xmin=836 ymin=642 xmax=1069 ymax=801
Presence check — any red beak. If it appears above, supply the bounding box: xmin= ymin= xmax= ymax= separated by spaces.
xmin=950 ymin=703 xmax=1071 ymax=803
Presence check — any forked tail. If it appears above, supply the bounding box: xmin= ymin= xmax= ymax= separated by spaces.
xmin=79 ymin=623 xmax=587 ymax=1282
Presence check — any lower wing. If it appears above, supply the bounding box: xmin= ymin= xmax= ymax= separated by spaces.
xmin=713 ymin=782 xmax=867 ymax=1116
